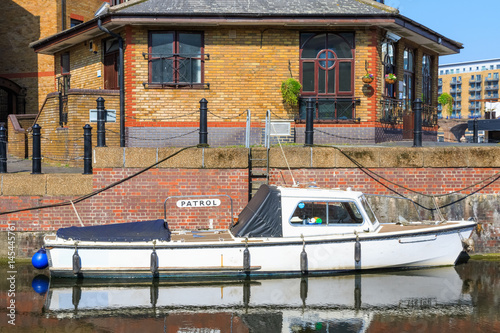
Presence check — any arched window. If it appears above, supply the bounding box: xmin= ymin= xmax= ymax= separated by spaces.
xmin=300 ymin=32 xmax=354 ymax=97
xmin=422 ymin=54 xmax=432 ymax=105
xmin=382 ymin=41 xmax=396 ymax=98
xmin=403 ymin=48 xmax=414 ymax=110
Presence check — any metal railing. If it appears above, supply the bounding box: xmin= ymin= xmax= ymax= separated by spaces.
xmin=297 ymin=97 xmax=360 ymax=122
xmin=380 ymin=97 xmax=437 ymax=127
xmin=142 ymin=52 xmax=209 ymax=88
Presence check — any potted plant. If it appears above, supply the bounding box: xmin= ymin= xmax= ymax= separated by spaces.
xmin=385 ymin=73 xmax=397 ymax=84
xmin=362 ymin=73 xmax=374 ymax=84
xmin=281 ymin=78 xmax=302 ymax=106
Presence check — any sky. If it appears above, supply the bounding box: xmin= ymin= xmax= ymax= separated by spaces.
xmin=384 ymin=0 xmax=500 ymax=65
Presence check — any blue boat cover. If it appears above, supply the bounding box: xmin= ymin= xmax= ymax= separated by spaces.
xmin=56 ymin=219 xmax=171 ymax=242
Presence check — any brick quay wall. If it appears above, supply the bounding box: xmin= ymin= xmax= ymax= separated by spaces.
xmin=1 ymin=146 xmax=499 ymax=258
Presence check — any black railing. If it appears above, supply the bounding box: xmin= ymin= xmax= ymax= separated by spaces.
xmin=422 ymin=103 xmax=438 ymax=127
xmin=380 ymin=97 xmax=404 ymax=124
xmin=57 ymin=75 xmax=70 ymax=126
xmin=297 ymin=97 xmax=360 ymax=122
xmin=142 ymin=53 xmax=209 ymax=88
xmin=380 ymin=97 xmax=438 ymax=127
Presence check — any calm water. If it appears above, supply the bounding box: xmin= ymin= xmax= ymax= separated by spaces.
xmin=1 ymin=261 xmax=499 ymax=332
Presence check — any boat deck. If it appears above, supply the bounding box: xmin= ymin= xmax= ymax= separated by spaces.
xmin=378 ymin=222 xmax=458 ymax=233
xmin=170 ymin=230 xmax=235 ymax=243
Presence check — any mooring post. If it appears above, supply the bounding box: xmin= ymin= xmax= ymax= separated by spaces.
xmin=83 ymin=124 xmax=93 ymax=175
xmin=0 ymin=125 xmax=7 ymax=173
xmin=199 ymin=98 xmax=209 ymax=147
xmin=305 ymin=98 xmax=315 ymax=146
xmin=32 ymin=124 xmax=42 ymax=174
xmin=413 ymin=98 xmax=422 ymax=147
xmin=96 ymin=97 xmax=106 ymax=147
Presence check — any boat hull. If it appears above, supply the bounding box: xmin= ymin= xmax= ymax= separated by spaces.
xmin=45 ymin=222 xmax=476 ymax=278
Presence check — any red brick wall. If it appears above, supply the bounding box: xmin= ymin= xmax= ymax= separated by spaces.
xmin=1 ymin=166 xmax=499 ymax=230
xmin=0 ymin=168 xmax=249 ymax=232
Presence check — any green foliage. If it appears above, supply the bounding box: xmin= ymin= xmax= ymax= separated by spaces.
xmin=438 ymin=93 xmax=454 ymax=115
xmin=280 ymin=78 xmax=302 ymax=106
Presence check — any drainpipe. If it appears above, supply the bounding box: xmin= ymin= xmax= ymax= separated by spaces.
xmin=98 ymin=17 xmax=125 ymax=147
xmin=61 ymin=0 xmax=66 ymax=31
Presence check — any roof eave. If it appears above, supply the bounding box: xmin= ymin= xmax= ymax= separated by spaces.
xmin=30 ymin=13 xmax=462 ymax=56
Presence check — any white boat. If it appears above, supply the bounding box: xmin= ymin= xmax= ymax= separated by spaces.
xmin=42 ymin=185 xmax=476 ymax=278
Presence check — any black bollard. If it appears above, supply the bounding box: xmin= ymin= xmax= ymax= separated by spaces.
xmin=96 ymin=97 xmax=106 ymax=147
xmin=83 ymin=124 xmax=92 ymax=175
xmin=199 ymin=98 xmax=208 ymax=147
xmin=32 ymin=124 xmax=42 ymax=174
xmin=305 ymin=98 xmax=314 ymax=146
xmin=413 ymin=98 xmax=422 ymax=147
xmin=0 ymin=126 xmax=6 ymax=173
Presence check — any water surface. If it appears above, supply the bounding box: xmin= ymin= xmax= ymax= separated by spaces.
xmin=1 ymin=261 xmax=499 ymax=332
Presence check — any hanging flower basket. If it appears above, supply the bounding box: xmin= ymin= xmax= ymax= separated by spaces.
xmin=362 ymin=73 xmax=374 ymax=84
xmin=385 ymin=73 xmax=397 ymax=84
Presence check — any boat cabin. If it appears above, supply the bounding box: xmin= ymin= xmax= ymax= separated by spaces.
xmin=231 ymin=185 xmax=379 ymax=238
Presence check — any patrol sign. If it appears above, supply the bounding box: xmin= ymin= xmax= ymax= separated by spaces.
xmin=176 ymin=199 xmax=221 ymax=208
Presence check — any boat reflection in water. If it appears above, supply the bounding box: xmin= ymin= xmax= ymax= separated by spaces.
xmin=42 ymin=267 xmax=473 ymax=332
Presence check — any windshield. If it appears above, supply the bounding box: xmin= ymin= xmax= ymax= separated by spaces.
xmin=361 ymin=196 xmax=377 ymax=224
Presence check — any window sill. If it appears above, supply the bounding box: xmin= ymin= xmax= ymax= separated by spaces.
xmin=142 ymin=82 xmax=209 ymax=89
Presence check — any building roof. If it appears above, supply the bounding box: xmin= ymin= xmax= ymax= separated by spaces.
xmin=114 ymin=0 xmax=394 ymax=16
xmin=30 ymin=0 xmax=462 ymax=56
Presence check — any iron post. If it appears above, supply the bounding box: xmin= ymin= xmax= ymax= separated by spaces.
xmin=413 ymin=98 xmax=422 ymax=147
xmin=83 ymin=124 xmax=92 ymax=175
xmin=32 ymin=124 xmax=42 ymax=174
xmin=199 ymin=98 xmax=208 ymax=147
xmin=96 ymin=97 xmax=106 ymax=147
xmin=0 ymin=125 xmax=6 ymax=173
xmin=305 ymin=98 xmax=315 ymax=146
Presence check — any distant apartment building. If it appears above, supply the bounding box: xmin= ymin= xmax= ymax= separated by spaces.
xmin=438 ymin=59 xmax=500 ymax=119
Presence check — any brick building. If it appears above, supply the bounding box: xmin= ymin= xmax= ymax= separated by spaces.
xmin=0 ymin=0 xmax=105 ymax=128
xmin=21 ymin=0 xmax=462 ymax=164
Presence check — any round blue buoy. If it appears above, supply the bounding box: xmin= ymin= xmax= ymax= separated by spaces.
xmin=32 ymin=248 xmax=48 ymax=269
xmin=31 ymin=274 xmax=50 ymax=295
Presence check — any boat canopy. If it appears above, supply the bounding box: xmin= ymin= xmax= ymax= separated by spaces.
xmin=56 ymin=219 xmax=171 ymax=242
xmin=231 ymin=185 xmax=282 ymax=237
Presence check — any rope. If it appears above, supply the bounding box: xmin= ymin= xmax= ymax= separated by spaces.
xmin=0 ymin=145 xmax=198 ymax=216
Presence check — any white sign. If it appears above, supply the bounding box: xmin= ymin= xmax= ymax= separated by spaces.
xmin=176 ymin=199 xmax=221 ymax=208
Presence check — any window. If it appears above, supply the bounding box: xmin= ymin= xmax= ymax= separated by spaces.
xmin=299 ymin=32 xmax=356 ymax=121
xmin=422 ymin=54 xmax=432 ymax=105
xmin=300 ymin=32 xmax=354 ymax=96
xmin=382 ymin=40 xmax=396 ymax=98
xmin=61 ymin=53 xmax=70 ymax=75
xmin=403 ymin=48 xmax=414 ymax=110
xmin=70 ymin=18 xmax=83 ymax=27
xmin=289 ymin=201 xmax=364 ymax=225
xmin=147 ymin=31 xmax=205 ymax=87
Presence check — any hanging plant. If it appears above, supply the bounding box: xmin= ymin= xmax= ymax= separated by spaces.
xmin=385 ymin=73 xmax=397 ymax=84
xmin=281 ymin=78 xmax=302 ymax=106
xmin=362 ymin=73 xmax=374 ymax=84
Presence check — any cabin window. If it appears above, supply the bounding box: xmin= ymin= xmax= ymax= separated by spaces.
xmin=289 ymin=201 xmax=363 ymax=226
xmin=146 ymin=31 xmax=206 ymax=88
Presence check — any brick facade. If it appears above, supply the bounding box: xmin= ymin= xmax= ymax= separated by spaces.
xmin=0 ymin=0 xmax=105 ymax=116
xmin=37 ymin=25 xmax=440 ymax=152
xmin=8 ymin=90 xmax=120 ymax=165
xmin=1 ymin=164 xmax=499 ymax=255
